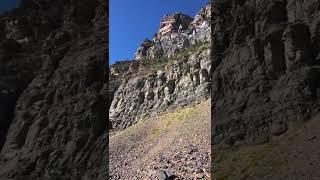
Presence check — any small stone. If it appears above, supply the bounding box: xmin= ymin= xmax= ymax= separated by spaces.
xmin=196 ymin=174 xmax=204 ymax=179
xmin=196 ymin=168 xmax=204 ymax=174
xmin=196 ymin=161 xmax=203 ymax=168
xmin=157 ymin=170 xmax=169 ymax=180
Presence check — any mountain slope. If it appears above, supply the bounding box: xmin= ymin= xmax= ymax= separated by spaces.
xmin=109 ymin=4 xmax=211 ymax=131
xmin=108 ymin=3 xmax=212 ymax=179
xmin=110 ymin=100 xmax=211 ymax=179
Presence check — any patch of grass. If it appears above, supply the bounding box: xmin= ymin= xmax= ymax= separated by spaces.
xmin=140 ymin=57 xmax=169 ymax=71
xmin=161 ymin=107 xmax=199 ymax=126
xmin=151 ymin=128 xmax=161 ymax=134
xmin=147 ymin=105 xmax=200 ymax=136
xmin=173 ymin=40 xmax=210 ymax=60
xmin=139 ymin=41 xmax=210 ymax=73
xmin=166 ymin=120 xmax=172 ymax=127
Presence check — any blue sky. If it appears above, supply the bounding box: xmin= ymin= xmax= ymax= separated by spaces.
xmin=0 ymin=0 xmax=19 ymax=13
xmin=110 ymin=0 xmax=208 ymax=64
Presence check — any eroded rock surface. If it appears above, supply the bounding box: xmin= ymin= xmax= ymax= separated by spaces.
xmin=211 ymin=0 xmax=320 ymax=145
xmin=0 ymin=0 xmax=108 ymax=179
xmin=110 ymin=48 xmax=211 ymax=129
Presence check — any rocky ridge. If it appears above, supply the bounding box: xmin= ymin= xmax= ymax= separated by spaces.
xmin=134 ymin=4 xmax=211 ymax=60
xmin=109 ymin=4 xmax=212 ymax=130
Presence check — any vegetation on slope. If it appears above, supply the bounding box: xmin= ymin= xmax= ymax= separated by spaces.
xmin=139 ymin=41 xmax=210 ymax=74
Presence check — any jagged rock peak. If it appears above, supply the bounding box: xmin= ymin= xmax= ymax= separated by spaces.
xmin=134 ymin=39 xmax=153 ymax=60
xmin=110 ymin=60 xmax=139 ymax=76
xmin=190 ymin=3 xmax=211 ymax=28
xmin=133 ymin=4 xmax=211 ymax=61
xmin=156 ymin=13 xmax=193 ymax=39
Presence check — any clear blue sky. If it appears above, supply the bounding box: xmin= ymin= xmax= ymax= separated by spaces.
xmin=110 ymin=0 xmax=208 ymax=64
xmin=0 ymin=0 xmax=19 ymax=13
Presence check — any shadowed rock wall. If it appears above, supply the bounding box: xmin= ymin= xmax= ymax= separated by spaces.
xmin=0 ymin=0 xmax=108 ymax=179
xmin=211 ymin=0 xmax=320 ymax=145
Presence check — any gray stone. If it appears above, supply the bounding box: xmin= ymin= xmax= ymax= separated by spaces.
xmin=157 ymin=170 xmax=169 ymax=180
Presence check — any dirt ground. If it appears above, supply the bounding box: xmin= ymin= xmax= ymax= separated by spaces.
xmin=109 ymin=100 xmax=211 ymax=180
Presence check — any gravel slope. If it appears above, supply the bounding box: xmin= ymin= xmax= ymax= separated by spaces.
xmin=109 ymin=100 xmax=211 ymax=179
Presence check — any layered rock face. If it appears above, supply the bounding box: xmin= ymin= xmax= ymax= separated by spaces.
xmin=157 ymin=13 xmax=193 ymax=38
xmin=110 ymin=4 xmax=211 ymax=130
xmin=0 ymin=0 xmax=108 ymax=179
xmin=108 ymin=60 xmax=139 ymax=108
xmin=110 ymin=48 xmax=210 ymax=129
xmin=211 ymin=0 xmax=320 ymax=145
xmin=134 ymin=4 xmax=211 ymax=60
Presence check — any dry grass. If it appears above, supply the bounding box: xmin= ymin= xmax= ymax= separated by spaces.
xmin=149 ymin=106 xmax=200 ymax=136
xmin=138 ymin=41 xmax=210 ymax=75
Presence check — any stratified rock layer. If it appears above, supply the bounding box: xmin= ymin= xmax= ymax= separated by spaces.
xmin=0 ymin=0 xmax=108 ymax=179
xmin=211 ymin=0 xmax=320 ymax=145
xmin=110 ymin=47 xmax=211 ymax=129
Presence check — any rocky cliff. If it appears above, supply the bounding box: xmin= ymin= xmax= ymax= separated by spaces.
xmin=109 ymin=4 xmax=212 ymax=130
xmin=134 ymin=4 xmax=211 ymax=60
xmin=0 ymin=0 xmax=108 ymax=179
xmin=211 ymin=0 xmax=320 ymax=145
